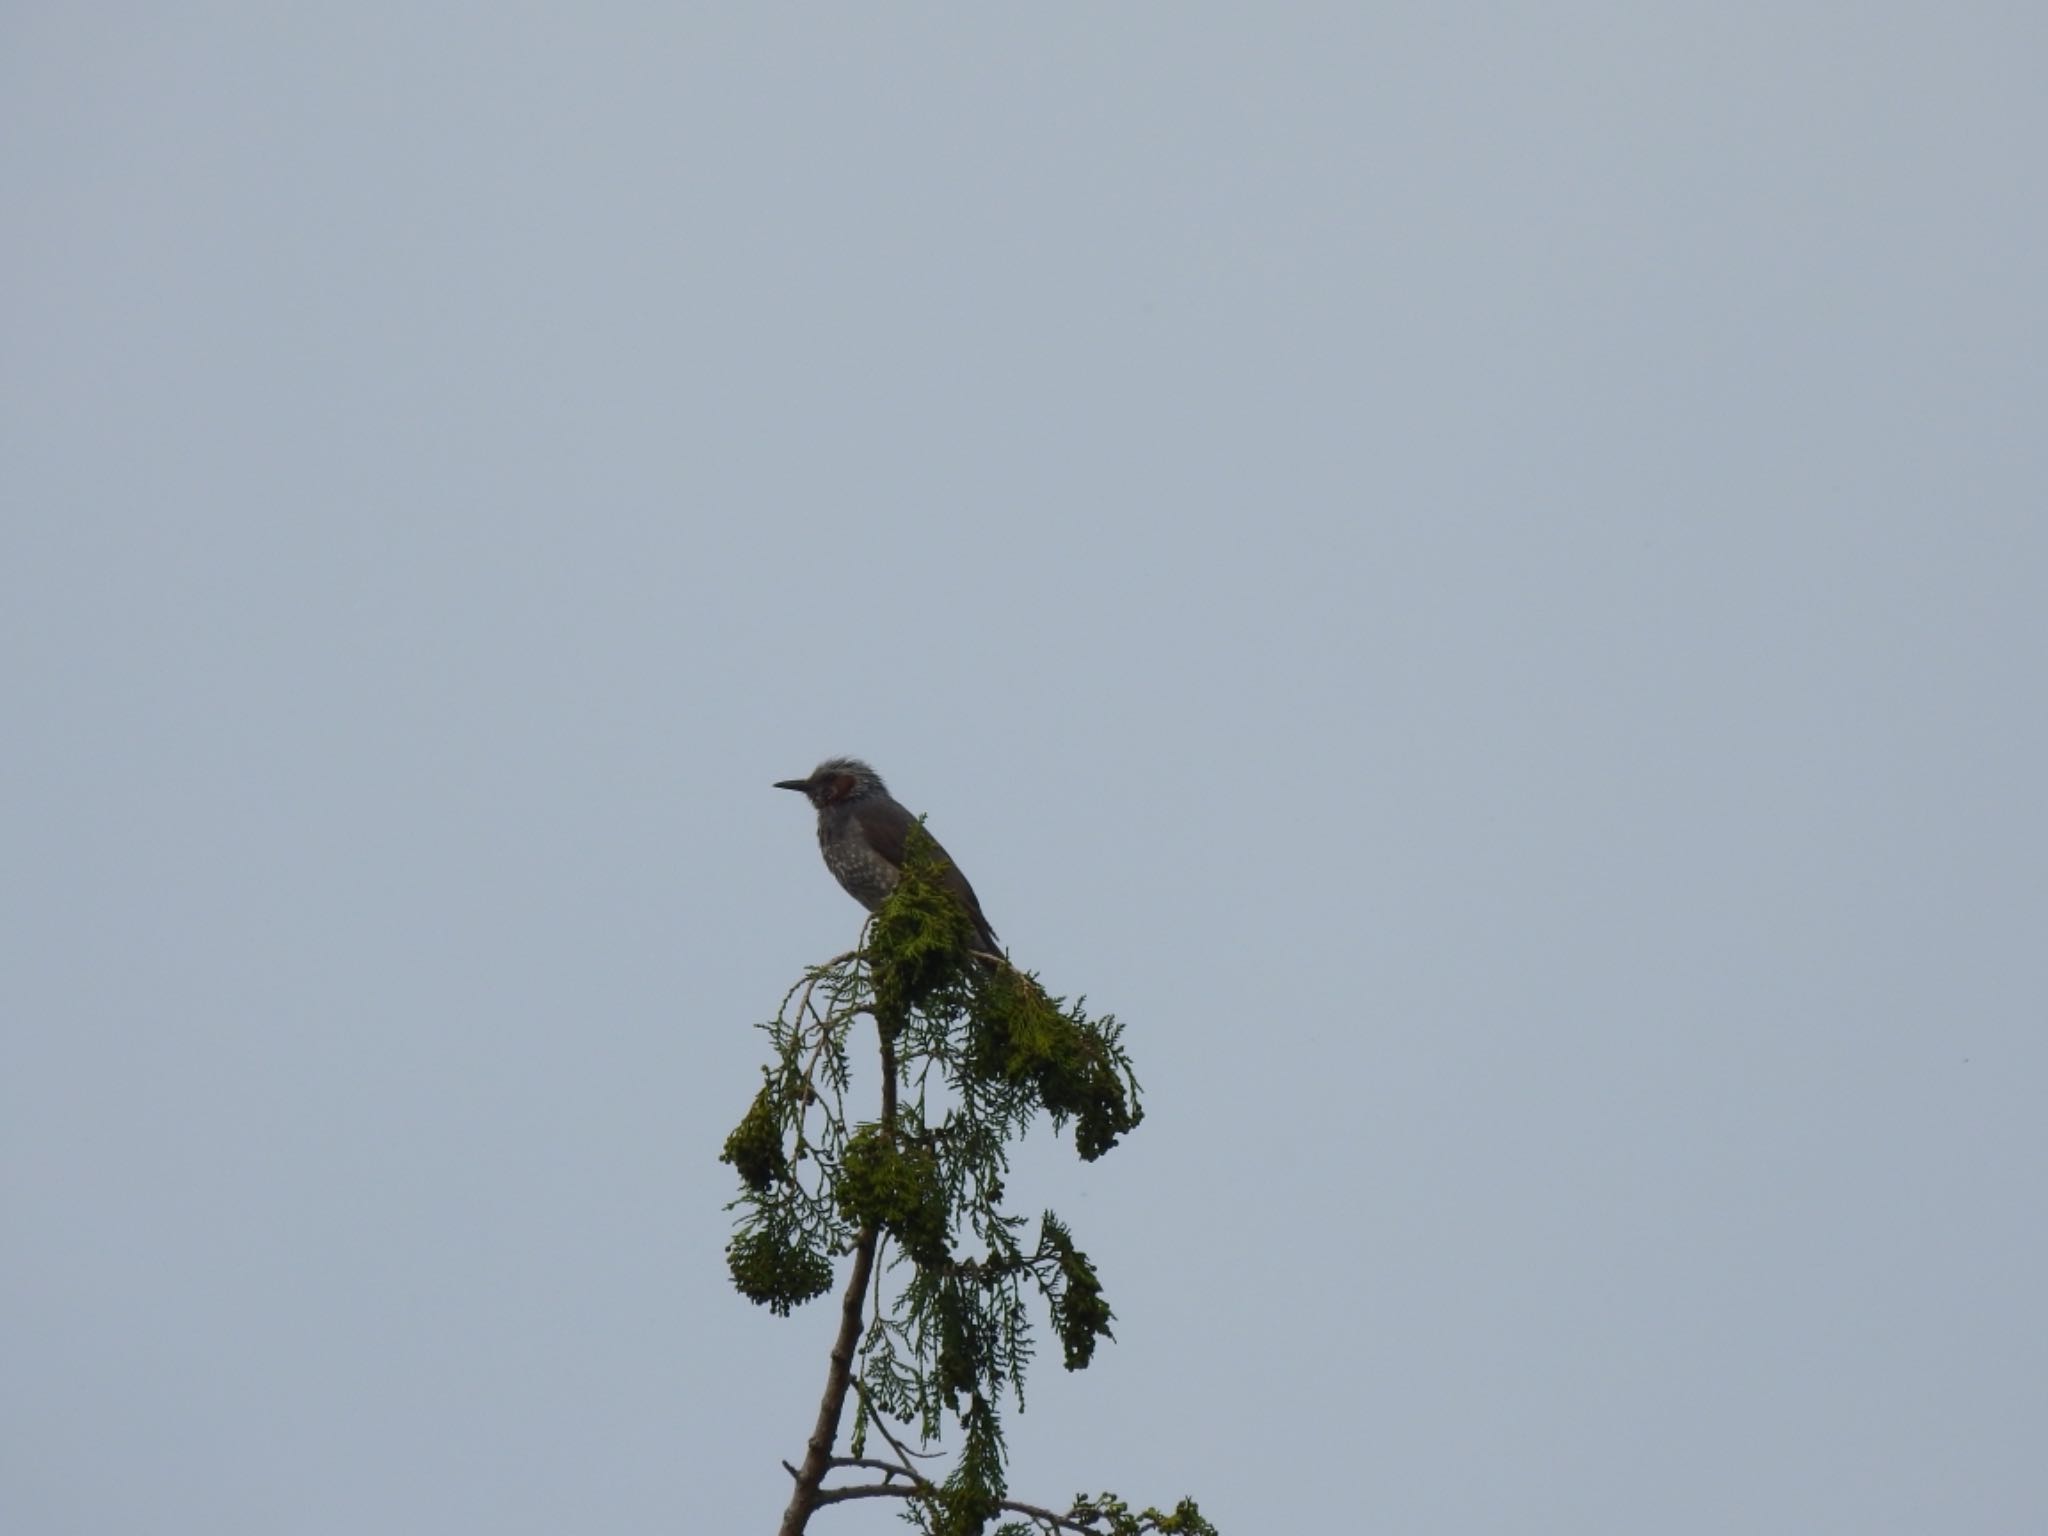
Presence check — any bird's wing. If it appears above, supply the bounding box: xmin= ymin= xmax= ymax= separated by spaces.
xmin=850 ymin=797 xmax=914 ymax=869
xmin=852 ymin=799 xmax=1000 ymax=952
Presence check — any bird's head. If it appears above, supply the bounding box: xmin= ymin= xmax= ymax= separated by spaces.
xmin=773 ymin=757 xmax=888 ymax=810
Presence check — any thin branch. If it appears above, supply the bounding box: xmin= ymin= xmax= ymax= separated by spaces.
xmin=788 ymin=960 xmax=854 ymax=1167
xmin=804 ymin=1477 xmax=1116 ymax=1534
xmin=850 ymin=1379 xmax=940 ymax=1471
xmin=993 ymin=1495 xmax=1110 ymax=1534
xmin=811 ymin=1481 xmax=917 ymax=1506
xmin=782 ymin=949 xmax=878 ymax=1206
xmin=824 ymin=1455 xmax=922 ymax=1482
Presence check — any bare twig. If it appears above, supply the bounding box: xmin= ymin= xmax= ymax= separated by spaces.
xmin=824 ymin=1455 xmax=920 ymax=1482
xmin=810 ymin=1480 xmax=916 ymax=1506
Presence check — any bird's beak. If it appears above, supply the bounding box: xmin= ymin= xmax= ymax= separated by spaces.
xmin=772 ymin=778 xmax=812 ymax=793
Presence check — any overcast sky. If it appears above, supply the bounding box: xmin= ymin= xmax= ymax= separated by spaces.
xmin=5 ymin=7 xmax=2045 ymax=1534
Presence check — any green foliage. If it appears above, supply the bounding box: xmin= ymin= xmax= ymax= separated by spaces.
xmin=933 ymin=1394 xmax=1005 ymax=1536
xmin=966 ymin=967 xmax=1142 ymax=1162
xmin=724 ymin=1223 xmax=834 ymax=1316
xmin=721 ymin=1082 xmax=789 ymax=1193
xmin=1040 ymin=1213 xmax=1113 ymax=1371
xmin=867 ymin=825 xmax=984 ymax=1038
xmin=725 ymin=827 xmax=1211 ymax=1535
xmin=837 ymin=1124 xmax=950 ymax=1267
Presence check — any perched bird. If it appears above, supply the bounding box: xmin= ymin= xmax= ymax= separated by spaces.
xmin=773 ymin=758 xmax=1000 ymax=954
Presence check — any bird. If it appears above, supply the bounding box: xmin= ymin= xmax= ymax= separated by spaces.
xmin=773 ymin=758 xmax=1000 ymax=955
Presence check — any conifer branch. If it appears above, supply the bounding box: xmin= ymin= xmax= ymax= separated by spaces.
xmin=728 ymin=833 xmax=1211 ymax=1536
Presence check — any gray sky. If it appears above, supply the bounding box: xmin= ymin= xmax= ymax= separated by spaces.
xmin=5 ymin=8 xmax=2045 ymax=1533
